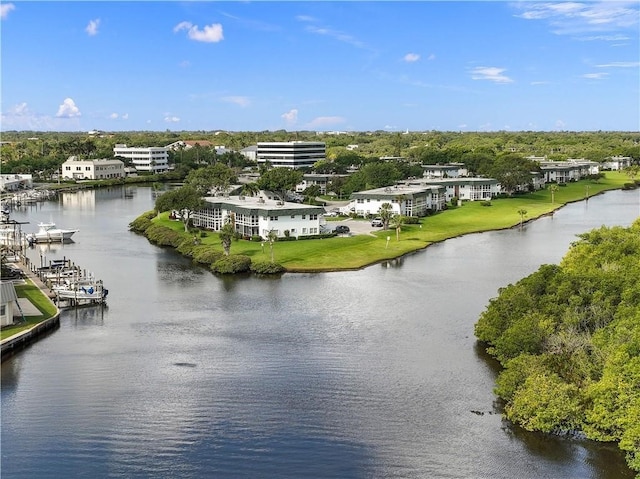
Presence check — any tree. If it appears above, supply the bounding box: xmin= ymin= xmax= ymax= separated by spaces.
xmin=219 ymin=214 xmax=235 ymax=256
xmin=267 ymin=229 xmax=278 ymax=262
xmin=517 ymin=208 xmax=527 ymax=228
xmin=154 ymin=185 xmax=204 ymax=232
xmin=240 ymin=182 xmax=260 ymax=197
xmin=548 ymin=184 xmax=559 ymax=204
xmin=378 ymin=203 xmax=394 ymax=230
xmin=257 ymin=168 xmax=303 ymax=201
xmin=390 ymin=214 xmax=405 ymax=241
xmin=186 ymin=164 xmax=237 ymax=196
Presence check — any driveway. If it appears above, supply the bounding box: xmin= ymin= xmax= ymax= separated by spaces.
xmin=328 ymin=218 xmax=383 ymax=236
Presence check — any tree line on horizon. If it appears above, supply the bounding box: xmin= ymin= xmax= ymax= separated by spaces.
xmin=1 ymin=130 xmax=638 ymax=196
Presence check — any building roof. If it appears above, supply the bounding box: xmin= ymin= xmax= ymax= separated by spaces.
xmin=203 ymin=195 xmax=325 ymax=216
xmin=352 ymin=183 xmax=443 ymax=199
xmin=1 ymin=281 xmax=18 ymax=304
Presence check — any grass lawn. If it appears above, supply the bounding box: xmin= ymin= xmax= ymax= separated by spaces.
xmin=1 ymin=280 xmax=58 ymax=341
xmin=148 ymin=172 xmax=635 ymax=272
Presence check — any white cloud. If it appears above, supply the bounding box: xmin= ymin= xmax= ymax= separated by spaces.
xmin=513 ymin=2 xmax=639 ymax=37
xmin=1 ymin=3 xmax=15 ymax=20
xmin=306 ymin=116 xmax=346 ymax=128
xmin=458 ymin=124 xmax=468 ymax=129
xmin=555 ymin=119 xmax=567 ymax=129
xmin=305 ymin=25 xmax=366 ymax=49
xmin=174 ymin=21 xmax=224 ymax=43
xmin=295 ymin=15 xmax=316 ymax=22
xmin=56 ymin=98 xmax=81 ymax=118
xmin=164 ymin=116 xmax=181 ymax=123
xmin=109 ymin=113 xmax=119 ymax=119
xmin=427 ymin=53 xmax=436 ymax=61
xmin=582 ymin=72 xmax=609 ymax=79
xmin=221 ymin=96 xmax=250 ymax=107
xmin=470 ymin=66 xmax=514 ymax=83
xmin=122 ymin=113 xmax=129 ymax=120
xmin=281 ymin=109 xmax=298 ymax=125
xmin=86 ymin=18 xmax=100 ymax=36
xmin=596 ymin=61 xmax=640 ymax=68
xmin=403 ymin=53 xmax=420 ymax=63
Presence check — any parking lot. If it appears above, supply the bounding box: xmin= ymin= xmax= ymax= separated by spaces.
xmin=328 ymin=218 xmax=381 ymax=236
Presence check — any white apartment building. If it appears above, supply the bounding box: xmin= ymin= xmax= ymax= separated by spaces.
xmin=192 ymin=195 xmax=326 ymax=239
xmin=61 ymin=157 xmax=125 ymax=180
xmin=256 ymin=141 xmax=325 ymax=169
xmin=421 ymin=178 xmax=500 ymax=202
xmin=343 ymin=183 xmax=446 ymax=217
xmin=113 ymin=144 xmax=169 ymax=173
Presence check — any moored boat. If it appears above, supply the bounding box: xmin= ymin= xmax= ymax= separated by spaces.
xmin=26 ymin=222 xmax=78 ymax=243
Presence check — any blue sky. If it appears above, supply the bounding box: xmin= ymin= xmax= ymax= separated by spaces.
xmin=1 ymin=1 xmax=639 ymax=132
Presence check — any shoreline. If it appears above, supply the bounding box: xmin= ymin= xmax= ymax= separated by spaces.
xmin=137 ymin=178 xmax=635 ymax=274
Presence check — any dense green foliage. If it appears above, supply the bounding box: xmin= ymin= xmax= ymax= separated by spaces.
xmin=2 ymin=131 xmax=638 ymax=185
xmin=250 ymin=261 xmax=286 ymax=274
xmin=212 ymin=254 xmax=252 ymax=274
xmin=475 ymin=220 xmax=640 ymax=473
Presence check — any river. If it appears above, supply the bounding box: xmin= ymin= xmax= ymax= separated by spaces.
xmin=2 ymin=185 xmax=639 ymax=479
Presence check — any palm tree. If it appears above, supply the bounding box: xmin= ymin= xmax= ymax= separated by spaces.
xmin=219 ymin=214 xmax=235 ymax=256
xmin=517 ymin=208 xmax=527 ymax=229
xmin=549 ymin=184 xmax=559 ymax=204
xmin=378 ymin=202 xmax=394 ymax=230
xmin=267 ymin=229 xmax=278 ymax=262
xmin=390 ymin=214 xmax=405 ymax=241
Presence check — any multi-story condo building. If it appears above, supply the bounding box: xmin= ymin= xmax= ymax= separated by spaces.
xmin=113 ymin=144 xmax=169 ymax=174
xmin=256 ymin=141 xmax=325 ymax=169
xmin=192 ymin=195 xmax=326 ymax=239
xmin=61 ymin=157 xmax=125 ymax=180
xmin=343 ymin=183 xmax=446 ymax=217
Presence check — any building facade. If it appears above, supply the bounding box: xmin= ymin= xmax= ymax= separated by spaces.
xmin=61 ymin=157 xmax=125 ymax=180
xmin=343 ymin=184 xmax=446 ymax=217
xmin=113 ymin=144 xmax=169 ymax=174
xmin=422 ymin=178 xmax=500 ymax=202
xmin=0 ymin=174 xmax=33 ymax=192
xmin=192 ymin=195 xmax=326 ymax=239
xmin=256 ymin=141 xmax=326 ymax=169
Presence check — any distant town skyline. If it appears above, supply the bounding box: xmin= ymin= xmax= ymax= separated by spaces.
xmin=1 ymin=1 xmax=639 ymax=133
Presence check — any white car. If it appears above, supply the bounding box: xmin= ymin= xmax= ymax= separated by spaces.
xmin=371 ymin=218 xmax=383 ymax=227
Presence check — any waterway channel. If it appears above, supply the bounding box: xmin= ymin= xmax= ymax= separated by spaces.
xmin=2 ymin=185 xmax=639 ymax=478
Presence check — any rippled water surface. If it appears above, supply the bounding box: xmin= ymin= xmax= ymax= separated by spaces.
xmin=2 ymin=186 xmax=638 ymax=478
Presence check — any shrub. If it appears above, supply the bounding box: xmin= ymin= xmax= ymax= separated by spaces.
xmin=622 ymin=182 xmax=637 ymax=190
xmin=250 ymin=261 xmax=286 ymax=274
xmin=176 ymin=238 xmax=196 ymax=257
xmin=145 ymin=224 xmax=183 ymax=247
xmin=212 ymin=254 xmax=252 ymax=274
xmin=404 ymin=216 xmax=420 ymax=224
xmin=481 ymin=200 xmax=492 ymax=207
xmin=129 ymin=211 xmax=156 ymax=233
xmin=251 ymin=235 xmax=263 ymax=242
xmin=192 ymin=246 xmax=224 ymax=265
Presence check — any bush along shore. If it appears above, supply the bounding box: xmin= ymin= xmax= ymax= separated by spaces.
xmin=129 ymin=172 xmax=635 ymax=274
xmin=474 ymin=218 xmax=640 ymax=475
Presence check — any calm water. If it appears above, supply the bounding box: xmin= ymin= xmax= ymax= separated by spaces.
xmin=2 ymin=186 xmax=639 ymax=479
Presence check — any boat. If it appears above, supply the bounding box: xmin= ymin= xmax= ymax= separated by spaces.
xmin=26 ymin=222 xmax=78 ymax=243
xmin=52 ymin=278 xmax=108 ymax=305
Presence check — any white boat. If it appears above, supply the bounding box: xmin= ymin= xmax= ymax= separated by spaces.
xmin=27 ymin=222 xmax=78 ymax=243
xmin=52 ymin=279 xmax=108 ymax=305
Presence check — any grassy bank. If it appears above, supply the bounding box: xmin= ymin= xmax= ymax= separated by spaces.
xmin=143 ymin=172 xmax=635 ymax=272
xmin=1 ymin=281 xmax=58 ymax=341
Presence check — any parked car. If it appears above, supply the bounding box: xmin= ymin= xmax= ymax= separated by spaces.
xmin=371 ymin=217 xmax=383 ymax=227
xmin=334 ymin=225 xmax=350 ymax=234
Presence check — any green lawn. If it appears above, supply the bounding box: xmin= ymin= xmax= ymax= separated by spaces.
xmin=1 ymin=280 xmax=58 ymax=340
xmin=150 ymin=172 xmax=635 ymax=272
